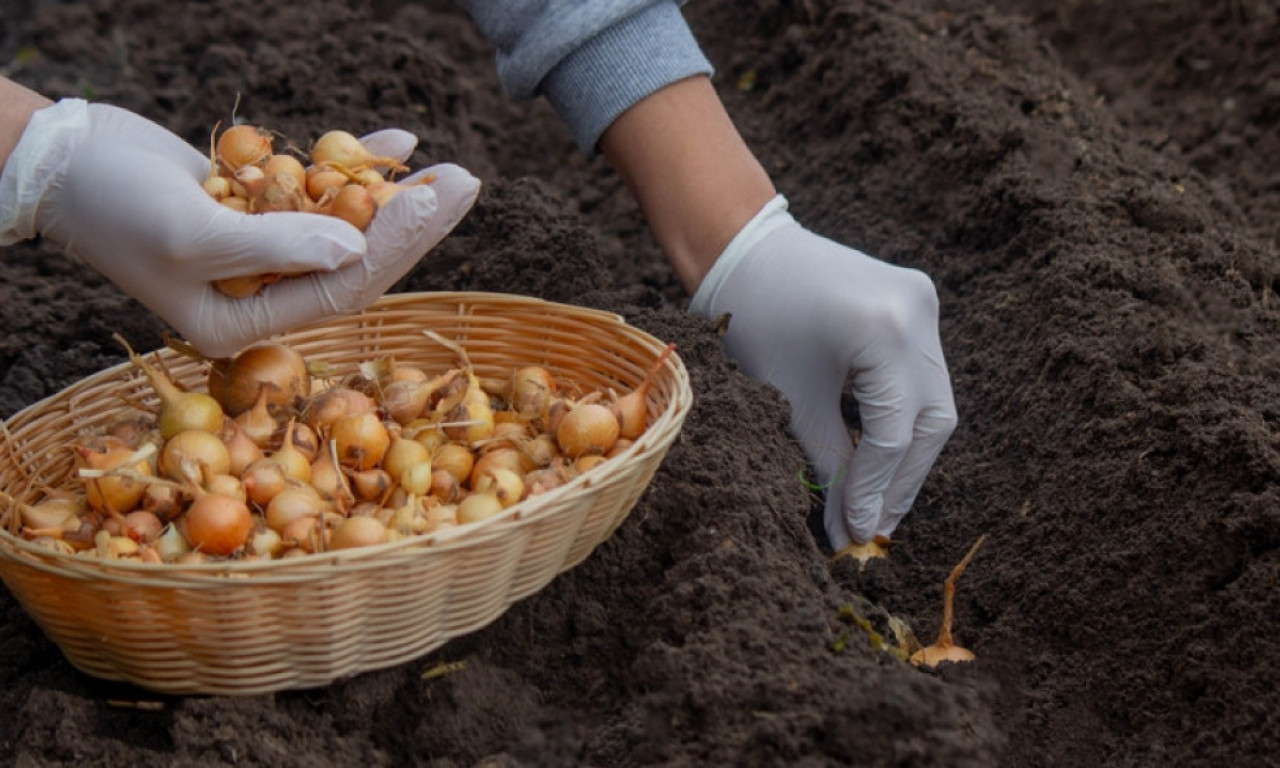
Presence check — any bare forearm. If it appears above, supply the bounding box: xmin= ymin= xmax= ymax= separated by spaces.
xmin=0 ymin=78 xmax=53 ymax=174
xmin=598 ymin=75 xmax=776 ymax=294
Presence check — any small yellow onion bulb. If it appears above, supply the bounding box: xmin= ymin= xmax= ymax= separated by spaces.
xmin=329 ymin=516 xmax=388 ymax=551
xmin=216 ymin=124 xmax=274 ymax=173
xmin=509 ymin=366 xmax=556 ymax=422
xmin=160 ymin=429 xmax=231 ymax=482
xmin=331 ymin=412 xmax=391 ymax=471
xmin=318 ymin=184 xmax=377 ymax=231
xmin=75 ymin=437 xmax=154 ymax=515
xmin=310 ymin=129 xmax=409 ymax=174
xmin=555 ymin=402 xmax=619 ymax=458
xmin=209 ymin=343 xmax=310 ymax=418
xmin=115 ymin=334 xmax=224 ymax=440
xmin=182 ymin=490 xmax=252 ymax=556
xmin=472 ymin=468 xmax=524 ymax=508
xmin=456 ymin=491 xmax=504 ymax=526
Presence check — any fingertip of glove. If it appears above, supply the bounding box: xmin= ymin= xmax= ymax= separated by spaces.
xmin=417 ymin=164 xmax=482 ymax=223
xmin=262 ymin=212 xmax=368 ymax=270
xmin=357 ymin=128 xmax=418 ymax=162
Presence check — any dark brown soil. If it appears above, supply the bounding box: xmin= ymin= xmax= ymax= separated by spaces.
xmin=3 ymin=1 xmax=1280 ymax=765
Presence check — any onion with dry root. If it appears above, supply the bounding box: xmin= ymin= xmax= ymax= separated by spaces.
xmin=611 ymin=342 xmax=676 ymax=440
xmin=115 ymin=334 xmax=223 ymax=440
xmin=910 ymin=534 xmax=987 ymax=668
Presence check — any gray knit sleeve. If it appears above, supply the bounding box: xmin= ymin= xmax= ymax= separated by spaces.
xmin=455 ymin=1 xmax=713 ymax=151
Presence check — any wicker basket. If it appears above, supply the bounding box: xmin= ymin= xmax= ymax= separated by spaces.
xmin=0 ymin=292 xmax=692 ymax=695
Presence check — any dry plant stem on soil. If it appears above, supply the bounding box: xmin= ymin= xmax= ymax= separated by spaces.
xmin=910 ymin=534 xmax=987 ymax=668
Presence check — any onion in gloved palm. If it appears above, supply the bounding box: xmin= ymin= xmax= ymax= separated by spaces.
xmin=0 ymin=99 xmax=480 ymax=358
xmin=690 ymin=195 xmax=957 ymax=552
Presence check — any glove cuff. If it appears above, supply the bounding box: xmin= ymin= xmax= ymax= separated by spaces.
xmin=688 ymin=194 xmax=793 ymax=317
xmin=0 ymin=98 xmax=90 ymax=246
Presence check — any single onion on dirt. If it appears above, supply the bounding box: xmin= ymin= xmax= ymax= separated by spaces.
xmin=831 ymin=535 xmax=893 ymax=570
xmin=910 ymin=535 xmax=987 ymax=668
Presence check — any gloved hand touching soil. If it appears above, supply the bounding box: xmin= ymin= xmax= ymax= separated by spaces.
xmin=690 ymin=196 xmax=957 ymax=548
xmin=599 ymin=75 xmax=957 ymax=548
xmin=0 ymin=83 xmax=480 ymax=358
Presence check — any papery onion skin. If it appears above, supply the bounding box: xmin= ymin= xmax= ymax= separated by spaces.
xmin=217 ymin=124 xmax=273 ymax=173
xmin=329 ymin=516 xmax=388 ymax=551
xmin=183 ymin=493 xmax=252 ymax=556
xmin=310 ymin=129 xmax=409 ymax=174
xmin=321 ymin=184 xmax=377 ymax=231
xmin=241 ymin=458 xmax=288 ymax=507
xmin=76 ymin=438 xmax=153 ymax=515
xmin=556 ymin=403 xmax=620 ymax=458
xmin=209 ymin=343 xmax=310 ymax=418
xmin=304 ymin=387 xmax=377 ymax=435
xmin=265 ymin=485 xmax=328 ymax=533
xmin=456 ymin=492 xmax=504 ymax=525
xmin=159 ymin=429 xmax=231 ymax=482
xmin=510 ymin=366 xmax=555 ymax=422
xmin=382 ymin=433 xmax=431 ymax=487
xmin=331 ymin=412 xmax=391 ymax=471
xmin=432 ymin=441 xmax=474 ymax=483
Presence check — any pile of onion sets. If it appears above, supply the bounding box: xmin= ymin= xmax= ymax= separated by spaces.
xmin=201 ymin=122 xmax=430 ymax=297
xmin=4 ymin=335 xmax=675 ymax=565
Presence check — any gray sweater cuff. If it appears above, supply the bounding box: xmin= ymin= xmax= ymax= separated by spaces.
xmin=540 ymin=3 xmax=713 ymax=152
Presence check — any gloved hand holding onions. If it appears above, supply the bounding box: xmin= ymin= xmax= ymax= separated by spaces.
xmin=597 ymin=75 xmax=958 ymax=555
xmin=0 ymin=78 xmax=480 ymax=359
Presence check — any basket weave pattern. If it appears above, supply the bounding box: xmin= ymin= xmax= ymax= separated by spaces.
xmin=0 ymin=292 xmax=692 ymax=695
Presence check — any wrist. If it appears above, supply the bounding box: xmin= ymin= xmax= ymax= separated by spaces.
xmin=688 ymin=195 xmax=793 ymax=317
xmin=0 ymin=79 xmax=54 ymax=173
xmin=0 ymin=97 xmax=88 ymax=245
xmin=599 ymin=75 xmax=776 ymax=294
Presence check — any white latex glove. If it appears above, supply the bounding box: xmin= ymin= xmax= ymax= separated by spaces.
xmin=691 ymin=196 xmax=957 ymax=549
xmin=0 ymin=99 xmax=480 ymax=357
